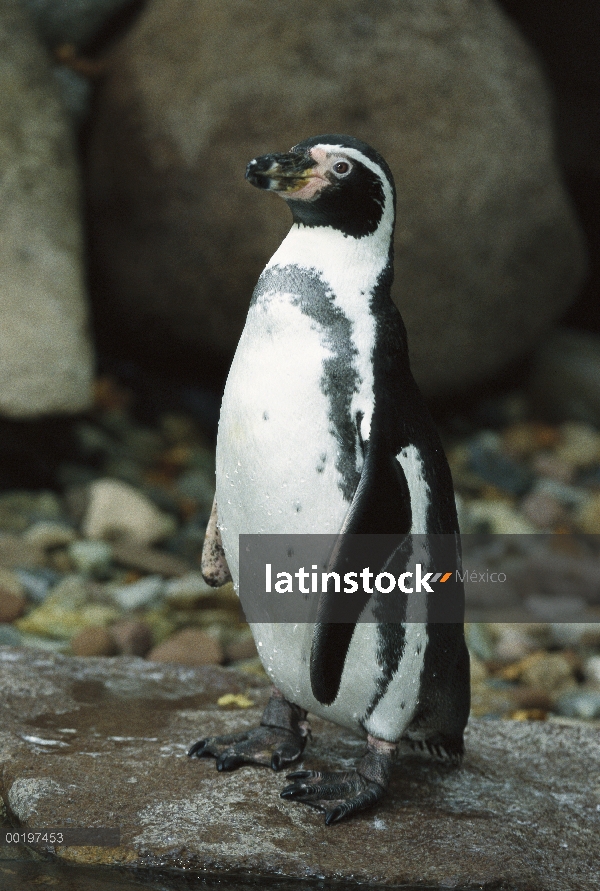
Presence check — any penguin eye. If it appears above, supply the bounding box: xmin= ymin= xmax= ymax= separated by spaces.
xmin=332 ymin=161 xmax=351 ymax=176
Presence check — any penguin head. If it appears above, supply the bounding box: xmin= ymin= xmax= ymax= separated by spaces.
xmin=245 ymin=135 xmax=395 ymax=239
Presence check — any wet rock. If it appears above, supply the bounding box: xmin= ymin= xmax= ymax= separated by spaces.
xmin=147 ymin=627 xmax=224 ymax=666
xmin=109 ymin=619 xmax=153 ymax=656
xmin=67 ymin=539 xmax=113 ymax=575
xmin=110 ymin=575 xmax=164 ymax=610
xmin=24 ymin=522 xmax=77 ymax=549
xmin=86 ymin=0 xmax=584 ymax=398
xmin=83 ymin=479 xmax=176 ymax=544
xmin=1 ymin=650 xmax=598 ymax=889
xmin=529 ymin=328 xmax=600 ymax=426
xmin=0 ymin=591 xmax=27 ymax=623
xmin=0 ymin=0 xmax=93 ymax=418
xmin=70 ymin=626 xmax=118 ymax=657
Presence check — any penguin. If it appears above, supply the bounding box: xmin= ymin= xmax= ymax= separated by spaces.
xmin=189 ymin=135 xmax=470 ymax=824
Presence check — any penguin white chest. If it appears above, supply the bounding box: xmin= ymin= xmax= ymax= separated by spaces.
xmin=216 ymin=284 xmax=356 ymax=580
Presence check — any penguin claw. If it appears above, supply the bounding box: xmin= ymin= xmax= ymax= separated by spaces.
xmin=188 ymin=726 xmax=306 ymax=771
xmin=281 ymin=768 xmax=386 ymax=824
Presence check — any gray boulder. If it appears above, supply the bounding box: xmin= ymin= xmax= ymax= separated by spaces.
xmin=85 ymin=0 xmax=586 ymax=395
xmin=0 ymin=1 xmax=93 ymax=418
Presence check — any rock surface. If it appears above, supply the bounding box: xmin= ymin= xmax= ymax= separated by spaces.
xmin=1 ymin=647 xmax=599 ymax=890
xmin=85 ymin=0 xmax=586 ymax=396
xmin=0 ymin=1 xmax=93 ymax=418
xmin=23 ymin=0 xmax=138 ymax=49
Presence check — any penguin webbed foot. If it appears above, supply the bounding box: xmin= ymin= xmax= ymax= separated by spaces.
xmin=281 ymin=736 xmax=396 ymax=825
xmin=188 ymin=692 xmax=310 ymax=771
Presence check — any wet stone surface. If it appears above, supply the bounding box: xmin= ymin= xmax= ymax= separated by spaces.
xmin=1 ymin=648 xmax=599 ymax=890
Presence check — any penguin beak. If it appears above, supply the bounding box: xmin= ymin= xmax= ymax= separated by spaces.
xmin=245 ymin=150 xmax=316 ymax=193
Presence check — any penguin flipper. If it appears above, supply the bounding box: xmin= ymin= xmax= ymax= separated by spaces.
xmin=201 ymin=496 xmax=232 ymax=587
xmin=310 ymin=441 xmax=412 ymax=705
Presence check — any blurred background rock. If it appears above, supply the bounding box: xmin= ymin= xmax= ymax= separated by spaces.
xmin=2 ymin=0 xmax=600 ymax=715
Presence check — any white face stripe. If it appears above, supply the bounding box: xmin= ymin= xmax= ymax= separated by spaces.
xmin=309 ymin=142 xmax=395 ymax=222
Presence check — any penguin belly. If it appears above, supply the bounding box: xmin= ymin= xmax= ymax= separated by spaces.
xmin=216 ymin=283 xmax=428 ymax=740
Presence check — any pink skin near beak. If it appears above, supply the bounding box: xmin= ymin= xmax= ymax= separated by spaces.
xmin=286 ymin=147 xmax=330 ymax=200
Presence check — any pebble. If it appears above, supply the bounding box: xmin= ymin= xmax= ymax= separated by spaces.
xmin=16 ymin=576 xmax=121 ymax=640
xmin=555 ymin=422 xmax=600 ymax=469
xmin=0 ymin=624 xmax=23 ymax=646
xmin=147 ymin=627 xmax=224 ymax=666
xmin=511 ymin=687 xmax=554 ymax=711
xmin=519 ymin=653 xmax=576 ymax=694
xmin=575 ymin=493 xmax=600 ymax=534
xmin=0 ymin=567 xmax=26 ymax=597
xmin=110 ymin=576 xmax=164 ymax=610
xmin=585 ymin=656 xmax=600 ymax=686
xmin=14 ymin=568 xmax=58 ymax=602
xmin=24 ymin=521 xmax=76 ymax=549
xmin=520 ymin=491 xmax=566 ymax=529
xmin=493 ymin=627 xmax=538 ymax=662
xmin=465 ymin=624 xmax=495 ymax=661
xmin=531 ymin=453 xmax=574 ymax=484
xmin=225 ymin=634 xmax=258 ymax=662
xmin=466 ymin=501 xmax=536 ymax=534
xmin=68 ymin=540 xmax=113 ymax=576
xmin=109 ymin=619 xmax=153 ymax=656
xmin=554 ymin=689 xmax=600 ymax=720
xmin=71 ymin=626 xmax=118 ymax=657
xmin=531 ymin=478 xmax=589 ymax=507
xmin=551 ymin=624 xmax=600 ymax=647
xmin=0 ymin=535 xmax=45 ymax=569
xmin=164 ymin=572 xmax=214 ymax=607
xmin=83 ymin=479 xmax=176 ymax=545
xmin=217 ymin=693 xmax=254 ymax=708
xmin=0 ymin=591 xmax=27 ymax=623
xmin=110 ymin=540 xmax=193 ymax=577
xmin=466 ymin=439 xmax=533 ymax=496
xmin=502 ymin=422 xmax=560 ymax=459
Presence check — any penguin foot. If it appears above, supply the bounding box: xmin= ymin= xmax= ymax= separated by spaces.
xmin=188 ymin=690 xmax=310 ymax=771
xmin=280 ymin=735 xmax=396 ymax=825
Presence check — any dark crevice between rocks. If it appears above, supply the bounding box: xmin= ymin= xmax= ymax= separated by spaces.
xmin=0 ymin=859 xmax=495 ymax=891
